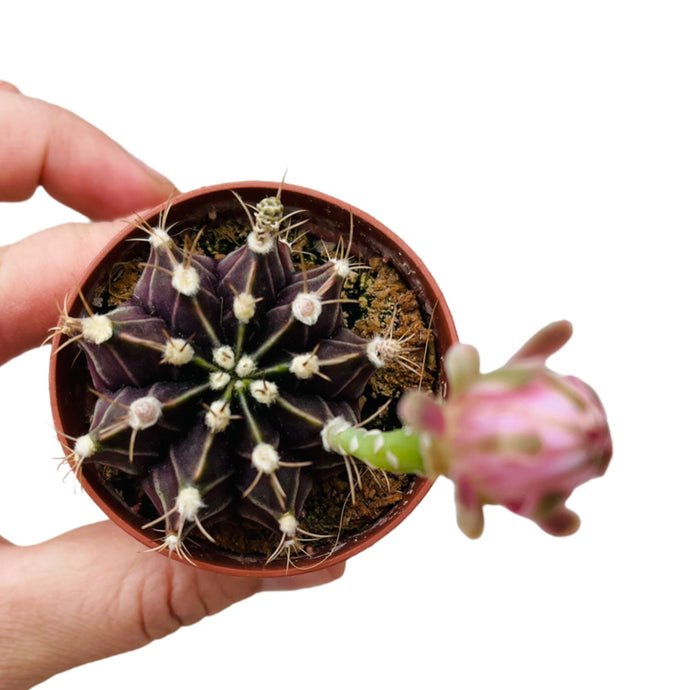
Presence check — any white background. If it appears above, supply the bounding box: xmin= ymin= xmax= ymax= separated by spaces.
xmin=1 ymin=1 xmax=688 ymax=688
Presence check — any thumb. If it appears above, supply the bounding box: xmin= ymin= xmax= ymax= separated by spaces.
xmin=0 ymin=521 xmax=344 ymax=687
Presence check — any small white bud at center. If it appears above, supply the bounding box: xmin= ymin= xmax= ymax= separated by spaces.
xmin=209 ymin=371 xmax=232 ymax=390
xmin=250 ymin=380 xmax=279 ymax=405
xmin=205 ymin=399 xmax=232 ymax=432
xmin=235 ymin=355 xmax=257 ymax=377
xmin=213 ymin=345 xmax=236 ymax=370
xmin=81 ymin=314 xmax=113 ymax=344
xmin=251 ymin=443 xmax=280 ymax=474
xmin=128 ymin=396 xmax=163 ymax=430
xmin=292 ymin=293 xmax=322 ymax=326
xmin=172 ymin=264 xmax=201 ymax=296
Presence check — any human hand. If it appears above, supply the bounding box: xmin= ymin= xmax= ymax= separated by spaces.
xmin=0 ymin=82 xmax=345 ymax=690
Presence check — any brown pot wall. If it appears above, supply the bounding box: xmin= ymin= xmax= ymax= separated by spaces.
xmin=49 ymin=181 xmax=458 ymax=576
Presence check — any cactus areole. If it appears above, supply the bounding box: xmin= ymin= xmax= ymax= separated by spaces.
xmin=49 ymin=182 xmax=457 ymax=576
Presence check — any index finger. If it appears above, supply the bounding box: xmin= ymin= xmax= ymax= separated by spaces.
xmin=0 ymin=84 xmax=176 ymax=220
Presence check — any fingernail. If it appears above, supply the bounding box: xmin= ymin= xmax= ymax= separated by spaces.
xmin=129 ymin=153 xmax=179 ymax=195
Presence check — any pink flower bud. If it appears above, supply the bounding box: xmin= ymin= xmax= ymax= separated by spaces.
xmin=399 ymin=321 xmax=612 ymax=538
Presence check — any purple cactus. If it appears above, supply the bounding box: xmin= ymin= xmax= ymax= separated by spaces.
xmin=58 ymin=191 xmax=415 ymax=564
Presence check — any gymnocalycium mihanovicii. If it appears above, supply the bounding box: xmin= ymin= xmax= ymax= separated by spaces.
xmin=55 ymin=185 xmax=438 ymax=566
xmin=53 ymin=182 xmax=612 ymax=572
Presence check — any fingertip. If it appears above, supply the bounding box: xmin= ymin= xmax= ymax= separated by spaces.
xmin=83 ymin=151 xmax=179 ymax=222
xmin=0 ymin=92 xmax=178 ymax=220
xmin=0 ymin=80 xmax=21 ymax=94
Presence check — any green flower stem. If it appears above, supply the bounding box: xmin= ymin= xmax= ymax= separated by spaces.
xmin=330 ymin=426 xmax=427 ymax=474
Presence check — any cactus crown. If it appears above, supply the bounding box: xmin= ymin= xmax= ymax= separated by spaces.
xmin=56 ymin=189 xmax=435 ymax=566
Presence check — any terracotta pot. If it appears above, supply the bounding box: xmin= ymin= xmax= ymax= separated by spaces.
xmin=49 ymin=181 xmax=458 ymax=576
